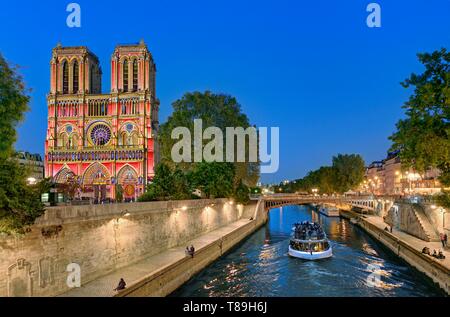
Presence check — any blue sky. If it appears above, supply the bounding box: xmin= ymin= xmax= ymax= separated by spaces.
xmin=1 ymin=0 xmax=449 ymax=183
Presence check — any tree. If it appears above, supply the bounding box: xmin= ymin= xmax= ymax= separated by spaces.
xmin=190 ymin=162 xmax=235 ymax=199
xmin=0 ymin=159 xmax=44 ymax=234
xmin=0 ymin=53 xmax=30 ymax=160
xmin=0 ymin=53 xmax=44 ymax=234
xmin=389 ymin=48 xmax=450 ymax=206
xmin=138 ymin=163 xmax=193 ymax=202
xmin=159 ymin=91 xmax=260 ymax=187
xmin=332 ymin=154 xmax=365 ymax=193
xmin=278 ymin=153 xmax=365 ymax=194
xmin=233 ymin=179 xmax=250 ymax=205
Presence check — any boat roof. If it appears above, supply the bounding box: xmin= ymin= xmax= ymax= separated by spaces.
xmin=291 ymin=221 xmax=327 ymax=241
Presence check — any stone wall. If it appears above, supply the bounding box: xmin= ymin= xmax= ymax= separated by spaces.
xmin=0 ymin=199 xmax=250 ymax=297
xmin=384 ymin=203 xmax=439 ymax=242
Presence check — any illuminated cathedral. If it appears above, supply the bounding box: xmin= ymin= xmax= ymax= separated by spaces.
xmin=44 ymin=41 xmax=159 ymax=202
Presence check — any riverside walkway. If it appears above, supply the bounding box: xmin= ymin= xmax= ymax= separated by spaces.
xmin=364 ymin=215 xmax=450 ymax=268
xmin=60 ymin=219 xmax=254 ymax=297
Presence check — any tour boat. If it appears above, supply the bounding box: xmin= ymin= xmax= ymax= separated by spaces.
xmin=319 ymin=206 xmax=340 ymax=217
xmin=288 ymin=221 xmax=333 ymax=260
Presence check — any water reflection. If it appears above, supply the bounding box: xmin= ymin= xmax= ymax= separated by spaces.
xmin=172 ymin=205 xmax=446 ymax=297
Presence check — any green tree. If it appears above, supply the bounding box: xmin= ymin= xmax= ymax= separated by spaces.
xmin=0 ymin=53 xmax=44 ymax=234
xmin=0 ymin=54 xmax=30 ymax=160
xmin=0 ymin=159 xmax=44 ymax=234
xmin=332 ymin=154 xmax=365 ymax=193
xmin=389 ymin=48 xmax=450 ymax=206
xmin=190 ymin=162 xmax=235 ymax=199
xmin=159 ymin=91 xmax=260 ymax=186
xmin=234 ymin=179 xmax=250 ymax=205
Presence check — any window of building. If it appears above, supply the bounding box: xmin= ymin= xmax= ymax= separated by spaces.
xmin=123 ymin=59 xmax=129 ymax=92
xmin=73 ymin=61 xmax=79 ymax=93
xmin=132 ymin=59 xmax=138 ymax=91
xmin=62 ymin=61 xmax=69 ymax=94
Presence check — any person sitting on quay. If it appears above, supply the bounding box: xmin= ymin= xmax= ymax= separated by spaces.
xmin=437 ymin=250 xmax=446 ymax=260
xmin=421 ymin=247 xmax=431 ymax=255
xmin=114 ymin=278 xmax=126 ymax=292
xmin=188 ymin=245 xmax=195 ymax=258
xmin=432 ymin=250 xmax=438 ymax=258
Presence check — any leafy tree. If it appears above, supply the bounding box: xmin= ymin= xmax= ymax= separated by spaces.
xmin=0 ymin=54 xmax=30 ymax=160
xmin=159 ymin=91 xmax=260 ymax=186
xmin=0 ymin=53 xmax=44 ymax=234
xmin=389 ymin=48 xmax=450 ymax=206
xmin=0 ymin=159 xmax=44 ymax=234
xmin=139 ymin=163 xmax=193 ymax=201
xmin=278 ymin=153 xmax=365 ymax=194
xmin=190 ymin=162 xmax=235 ymax=199
xmin=332 ymin=154 xmax=365 ymax=193
xmin=234 ymin=179 xmax=250 ymax=205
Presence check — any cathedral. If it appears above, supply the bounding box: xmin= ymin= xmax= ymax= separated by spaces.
xmin=44 ymin=40 xmax=159 ymax=202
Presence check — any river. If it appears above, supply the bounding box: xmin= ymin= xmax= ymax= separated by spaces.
xmin=171 ymin=205 xmax=446 ymax=297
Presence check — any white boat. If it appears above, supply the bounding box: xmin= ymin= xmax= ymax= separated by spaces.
xmin=288 ymin=222 xmax=333 ymax=260
xmin=319 ymin=206 xmax=340 ymax=217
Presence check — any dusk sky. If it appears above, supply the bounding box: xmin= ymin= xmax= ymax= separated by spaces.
xmin=1 ymin=0 xmax=449 ymax=183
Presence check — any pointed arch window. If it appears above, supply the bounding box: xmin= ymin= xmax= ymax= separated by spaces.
xmin=132 ymin=59 xmax=138 ymax=91
xmin=123 ymin=59 xmax=129 ymax=92
xmin=62 ymin=61 xmax=69 ymax=94
xmin=73 ymin=61 xmax=79 ymax=93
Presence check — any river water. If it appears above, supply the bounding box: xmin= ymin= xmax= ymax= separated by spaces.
xmin=172 ymin=205 xmax=446 ymax=297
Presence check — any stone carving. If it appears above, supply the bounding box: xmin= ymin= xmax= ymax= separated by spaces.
xmin=7 ymin=258 xmax=33 ymax=297
xmin=38 ymin=257 xmax=55 ymax=288
xmin=41 ymin=225 xmax=63 ymax=238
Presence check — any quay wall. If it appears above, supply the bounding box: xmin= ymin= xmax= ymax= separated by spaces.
xmin=0 ymin=199 xmax=259 ymax=297
xmin=117 ymin=200 xmax=267 ymax=297
xmin=340 ymin=211 xmax=449 ymax=295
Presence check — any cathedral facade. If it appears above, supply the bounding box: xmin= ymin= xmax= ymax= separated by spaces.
xmin=44 ymin=41 xmax=159 ymax=202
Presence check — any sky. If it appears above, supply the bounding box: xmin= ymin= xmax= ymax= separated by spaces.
xmin=0 ymin=0 xmax=449 ymax=184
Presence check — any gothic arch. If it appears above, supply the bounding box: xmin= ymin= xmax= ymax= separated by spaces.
xmin=117 ymin=165 xmax=138 ymax=183
xmin=82 ymin=162 xmax=111 ymax=186
xmin=54 ymin=166 xmax=76 ymax=184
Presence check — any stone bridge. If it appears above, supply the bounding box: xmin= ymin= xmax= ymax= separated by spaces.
xmin=258 ymin=194 xmax=393 ymax=215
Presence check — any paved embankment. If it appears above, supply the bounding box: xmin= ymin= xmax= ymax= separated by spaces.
xmin=340 ymin=210 xmax=450 ymax=295
xmin=61 ymin=202 xmax=267 ymax=297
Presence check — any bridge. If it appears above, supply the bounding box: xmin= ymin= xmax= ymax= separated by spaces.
xmin=255 ymin=194 xmax=394 ymax=215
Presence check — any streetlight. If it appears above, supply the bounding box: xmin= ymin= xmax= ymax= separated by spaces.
xmin=27 ymin=177 xmax=37 ymax=185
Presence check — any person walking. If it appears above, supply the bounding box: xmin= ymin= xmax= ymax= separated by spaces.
xmin=440 ymin=233 xmax=445 ymax=248
xmin=444 ymin=233 xmax=448 ymax=248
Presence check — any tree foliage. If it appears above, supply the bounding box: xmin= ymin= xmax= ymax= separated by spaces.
xmin=190 ymin=162 xmax=235 ymax=199
xmin=389 ymin=48 xmax=450 ymax=206
xmin=159 ymin=91 xmax=260 ymax=187
xmin=0 ymin=53 xmax=45 ymax=234
xmin=276 ymin=154 xmax=365 ymax=194
xmin=0 ymin=53 xmax=30 ymax=160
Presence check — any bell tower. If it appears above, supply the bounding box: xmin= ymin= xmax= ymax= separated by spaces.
xmin=49 ymin=44 xmax=102 ymax=95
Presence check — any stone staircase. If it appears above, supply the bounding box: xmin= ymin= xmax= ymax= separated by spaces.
xmin=411 ymin=204 xmax=440 ymax=242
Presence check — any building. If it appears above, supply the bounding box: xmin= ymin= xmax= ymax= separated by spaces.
xmin=363 ymin=151 xmax=441 ymax=196
xmin=44 ymin=41 xmax=159 ymax=202
xmin=16 ymin=151 xmax=45 ymax=184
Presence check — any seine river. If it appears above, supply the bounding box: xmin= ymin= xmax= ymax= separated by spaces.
xmin=172 ymin=205 xmax=446 ymax=297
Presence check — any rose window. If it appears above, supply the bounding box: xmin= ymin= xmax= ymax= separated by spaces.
xmin=90 ymin=124 xmax=111 ymax=146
